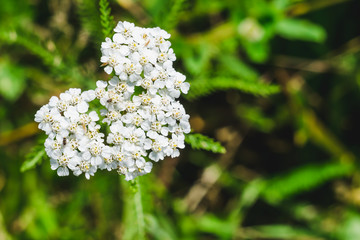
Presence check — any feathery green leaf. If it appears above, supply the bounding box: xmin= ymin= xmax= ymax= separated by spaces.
xmin=0 ymin=28 xmax=65 ymax=71
xmin=21 ymin=143 xmax=46 ymax=172
xmin=163 ymin=0 xmax=188 ymax=31
xmin=262 ymin=161 xmax=355 ymax=204
xmin=99 ymin=0 xmax=115 ymax=39
xmin=186 ymin=77 xmax=280 ymax=100
xmin=76 ymin=0 xmax=103 ymax=43
xmin=185 ymin=133 xmax=226 ymax=154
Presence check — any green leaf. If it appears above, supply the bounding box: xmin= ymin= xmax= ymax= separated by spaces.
xmin=242 ymin=40 xmax=270 ymax=63
xmin=99 ymin=0 xmax=114 ymax=39
xmin=0 ymin=59 xmax=26 ymax=101
xmin=21 ymin=148 xmax=45 ymax=172
xmin=275 ymin=19 xmax=326 ymax=42
xmin=236 ymin=105 xmax=275 ymax=133
xmin=272 ymin=0 xmax=291 ymax=10
xmin=262 ymin=161 xmax=354 ymax=204
xmin=187 ymin=77 xmax=280 ymax=100
xmin=145 ymin=214 xmax=179 ymax=240
xmin=185 ymin=133 xmax=226 ymax=154
xmin=251 ymin=224 xmax=320 ymax=239
xmin=196 ymin=214 xmax=234 ymax=238
xmin=163 ymin=0 xmax=188 ymax=31
xmin=219 ymin=55 xmax=259 ymax=81
xmin=182 ymin=43 xmax=213 ymax=75
xmin=21 ymin=135 xmax=47 ymax=172
xmin=0 ymin=28 xmax=66 ymax=72
xmin=76 ymin=0 xmax=103 ymax=44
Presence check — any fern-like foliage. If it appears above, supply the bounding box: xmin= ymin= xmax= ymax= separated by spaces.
xmin=261 ymin=161 xmax=355 ymax=204
xmin=185 ymin=133 xmax=226 ymax=154
xmin=0 ymin=28 xmax=65 ymax=72
xmin=21 ymin=136 xmax=47 ymax=172
xmin=76 ymin=0 xmax=103 ymax=44
xmin=0 ymin=27 xmax=87 ymax=84
xmin=186 ymin=77 xmax=280 ymax=100
xmin=99 ymin=0 xmax=115 ymax=39
xmin=163 ymin=0 xmax=188 ymax=31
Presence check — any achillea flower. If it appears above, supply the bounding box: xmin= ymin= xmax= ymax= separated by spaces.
xmin=35 ymin=21 xmax=190 ymax=180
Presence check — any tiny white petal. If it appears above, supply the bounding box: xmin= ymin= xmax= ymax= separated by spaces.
xmin=57 ymin=167 xmax=69 ymax=176
xmin=77 ymin=102 xmax=89 ymax=113
xmin=104 ymin=66 xmax=113 ymax=74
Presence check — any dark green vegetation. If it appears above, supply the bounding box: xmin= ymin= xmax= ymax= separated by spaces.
xmin=1 ymin=0 xmax=360 ymax=239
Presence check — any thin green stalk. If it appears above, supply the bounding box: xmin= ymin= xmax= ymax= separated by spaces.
xmin=134 ymin=177 xmax=146 ymax=240
xmin=121 ymin=177 xmax=146 ymax=240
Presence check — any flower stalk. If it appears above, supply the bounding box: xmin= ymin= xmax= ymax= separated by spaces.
xmin=134 ymin=177 xmax=146 ymax=240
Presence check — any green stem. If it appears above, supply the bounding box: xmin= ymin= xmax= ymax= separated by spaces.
xmin=134 ymin=178 xmax=146 ymax=240
xmin=121 ymin=176 xmax=147 ymax=240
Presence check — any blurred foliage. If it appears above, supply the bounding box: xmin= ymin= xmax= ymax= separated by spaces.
xmin=1 ymin=0 xmax=360 ymax=239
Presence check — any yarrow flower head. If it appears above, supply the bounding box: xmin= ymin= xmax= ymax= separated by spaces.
xmin=35 ymin=21 xmax=190 ymax=181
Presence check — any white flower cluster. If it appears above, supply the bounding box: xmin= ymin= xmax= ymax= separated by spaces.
xmin=34 ymin=21 xmax=190 ymax=181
